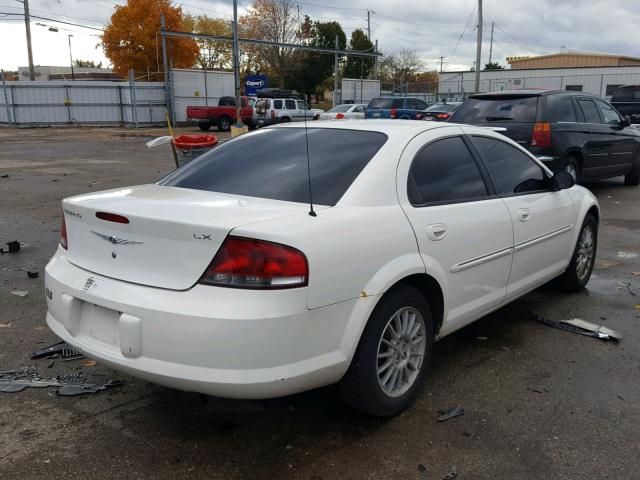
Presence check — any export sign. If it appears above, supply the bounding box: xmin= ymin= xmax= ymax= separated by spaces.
xmin=245 ymin=75 xmax=268 ymax=96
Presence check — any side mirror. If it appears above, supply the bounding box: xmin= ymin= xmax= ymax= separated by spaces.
xmin=552 ymin=170 xmax=575 ymax=190
xmin=621 ymin=116 xmax=632 ymax=127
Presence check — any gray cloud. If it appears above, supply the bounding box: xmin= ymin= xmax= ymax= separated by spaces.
xmin=1 ymin=0 xmax=639 ymax=71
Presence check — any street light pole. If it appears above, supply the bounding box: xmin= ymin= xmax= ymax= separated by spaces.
xmin=474 ymin=0 xmax=483 ymax=93
xmin=232 ymin=0 xmax=241 ymax=127
xmin=68 ymin=35 xmax=75 ymax=81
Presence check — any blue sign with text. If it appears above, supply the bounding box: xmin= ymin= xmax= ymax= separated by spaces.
xmin=245 ymin=75 xmax=268 ymax=96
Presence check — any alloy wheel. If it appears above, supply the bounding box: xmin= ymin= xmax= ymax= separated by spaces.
xmin=576 ymin=224 xmax=594 ymax=280
xmin=376 ymin=306 xmax=426 ymax=397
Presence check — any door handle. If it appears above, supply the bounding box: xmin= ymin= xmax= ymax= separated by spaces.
xmin=517 ymin=208 xmax=531 ymax=222
xmin=426 ymin=223 xmax=447 ymax=241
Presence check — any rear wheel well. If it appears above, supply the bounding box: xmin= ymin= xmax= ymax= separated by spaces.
xmin=388 ymin=274 xmax=444 ymax=336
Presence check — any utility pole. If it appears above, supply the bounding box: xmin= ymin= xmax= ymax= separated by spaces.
xmin=488 ymin=21 xmax=494 ymax=65
xmin=160 ymin=14 xmax=172 ymax=123
xmin=68 ymin=35 xmax=75 ymax=81
xmin=366 ymin=10 xmax=374 ymax=40
xmin=21 ymin=0 xmax=35 ymax=81
xmin=474 ymin=0 xmax=483 ymax=93
xmin=439 ymin=56 xmax=445 ymax=73
xmin=333 ymin=35 xmax=339 ymax=107
xmin=232 ymin=0 xmax=241 ymax=127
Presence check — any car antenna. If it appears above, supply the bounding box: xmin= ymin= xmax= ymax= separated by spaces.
xmin=303 ymin=103 xmax=317 ymax=217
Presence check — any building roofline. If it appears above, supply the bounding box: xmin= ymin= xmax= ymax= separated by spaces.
xmin=440 ymin=63 xmax=640 ymax=75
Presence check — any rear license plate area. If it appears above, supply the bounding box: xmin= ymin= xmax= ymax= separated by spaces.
xmin=75 ymin=301 xmax=119 ymax=348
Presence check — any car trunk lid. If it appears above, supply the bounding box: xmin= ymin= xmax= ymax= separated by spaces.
xmin=62 ymin=184 xmax=315 ymax=290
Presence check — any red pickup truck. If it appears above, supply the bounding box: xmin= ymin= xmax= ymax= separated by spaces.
xmin=186 ymin=96 xmax=256 ymax=132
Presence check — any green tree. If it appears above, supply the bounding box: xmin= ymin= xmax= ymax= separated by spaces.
xmin=73 ymin=60 xmax=102 ymax=68
xmin=285 ymin=20 xmax=346 ymax=101
xmin=343 ymin=29 xmax=374 ymax=79
xmin=485 ymin=61 xmax=505 ymax=70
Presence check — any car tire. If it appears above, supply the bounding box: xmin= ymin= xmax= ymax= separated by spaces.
xmin=399 ymin=115 xmax=411 ymax=120
xmin=197 ymin=120 xmax=211 ymax=132
xmin=280 ymin=117 xmax=291 ymax=123
xmin=339 ymin=284 xmax=434 ymax=417
xmin=624 ymin=155 xmax=640 ymax=186
xmin=217 ymin=116 xmax=231 ymax=132
xmin=556 ymin=214 xmax=597 ymax=292
xmin=564 ymin=156 xmax=581 ymax=184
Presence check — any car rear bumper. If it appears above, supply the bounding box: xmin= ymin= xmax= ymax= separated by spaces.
xmin=44 ymin=248 xmax=362 ymax=399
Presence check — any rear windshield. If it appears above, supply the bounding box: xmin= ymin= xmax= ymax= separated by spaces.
xmin=327 ymin=105 xmax=352 ymax=113
xmin=368 ymin=98 xmax=404 ymax=109
xmin=160 ymin=128 xmax=388 ymax=206
xmin=426 ymin=103 xmax=458 ymax=112
xmin=612 ymin=86 xmax=640 ymax=102
xmin=451 ymin=96 xmax=538 ymax=122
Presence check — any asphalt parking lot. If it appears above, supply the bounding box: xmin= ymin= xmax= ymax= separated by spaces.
xmin=1 ymin=126 xmax=640 ymax=480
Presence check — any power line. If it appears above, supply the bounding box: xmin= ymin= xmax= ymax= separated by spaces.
xmin=448 ymin=1 xmax=477 ymax=61
xmin=0 ymin=11 xmax=104 ymax=31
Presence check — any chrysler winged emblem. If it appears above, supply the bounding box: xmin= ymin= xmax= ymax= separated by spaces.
xmin=91 ymin=231 xmax=143 ymax=245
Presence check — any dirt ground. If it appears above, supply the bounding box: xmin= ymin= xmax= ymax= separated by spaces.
xmin=1 ymin=126 xmax=640 ymax=480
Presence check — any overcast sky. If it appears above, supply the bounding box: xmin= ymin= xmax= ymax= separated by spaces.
xmin=1 ymin=0 xmax=640 ymax=72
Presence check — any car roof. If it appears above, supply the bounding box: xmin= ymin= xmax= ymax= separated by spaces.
xmin=471 ymin=89 xmax=600 ymax=98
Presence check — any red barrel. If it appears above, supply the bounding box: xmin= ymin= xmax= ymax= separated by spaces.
xmin=172 ymin=134 xmax=218 ymax=166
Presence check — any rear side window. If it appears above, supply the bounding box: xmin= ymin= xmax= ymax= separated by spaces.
xmin=160 ymin=128 xmax=387 ymax=206
xmin=577 ymin=98 xmax=602 ymax=124
xmin=273 ymin=99 xmax=283 ymax=109
xmin=408 ymin=136 xmax=488 ymax=205
xmin=595 ymin=99 xmax=621 ymax=124
xmin=451 ymin=96 xmax=538 ymax=123
xmin=556 ymin=98 xmax=577 ymax=122
xmin=611 ymin=86 xmax=640 ymax=101
xmin=471 ymin=136 xmax=547 ymax=195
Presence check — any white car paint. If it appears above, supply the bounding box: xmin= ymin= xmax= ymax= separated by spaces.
xmin=44 ymin=120 xmax=599 ymax=399
xmin=318 ymin=104 xmax=367 ymax=120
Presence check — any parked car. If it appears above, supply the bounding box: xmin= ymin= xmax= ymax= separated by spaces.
xmin=254 ymin=97 xmax=324 ymax=126
xmin=365 ymin=97 xmax=429 ymax=120
xmin=418 ymin=102 xmax=462 ymax=121
xmin=610 ymin=85 xmax=640 ymax=125
xmin=318 ymin=103 xmax=367 ymax=120
xmin=450 ymin=90 xmax=640 ymax=185
xmin=186 ymin=96 xmax=256 ymax=132
xmin=45 ymin=121 xmax=598 ymax=416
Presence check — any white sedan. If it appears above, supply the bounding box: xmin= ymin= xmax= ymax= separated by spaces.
xmin=318 ymin=103 xmax=367 ymax=120
xmin=45 ymin=121 xmax=598 ymax=416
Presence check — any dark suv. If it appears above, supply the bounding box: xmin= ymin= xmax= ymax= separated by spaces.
xmin=450 ymin=90 xmax=640 ymax=185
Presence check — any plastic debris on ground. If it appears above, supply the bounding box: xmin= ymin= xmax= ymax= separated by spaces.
xmin=443 ymin=466 xmax=458 ymax=479
xmin=10 ymin=290 xmax=29 ymax=297
xmin=0 ymin=240 xmax=20 ymax=254
xmin=437 ymin=405 xmax=465 ymax=422
xmin=530 ymin=313 xmax=622 ymax=341
xmin=31 ymin=341 xmax=85 ymax=360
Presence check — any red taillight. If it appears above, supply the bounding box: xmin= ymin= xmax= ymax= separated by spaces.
xmin=96 ymin=211 xmax=129 ymax=224
xmin=60 ymin=215 xmax=68 ymax=250
xmin=200 ymin=236 xmax=308 ymax=289
xmin=531 ymin=122 xmax=551 ymax=147
xmin=436 ymin=113 xmax=450 ymax=119
xmin=271 ymin=109 xmax=275 ymax=119
xmin=390 ymin=108 xmax=397 ymax=119
xmin=335 ymin=113 xmax=345 ymax=119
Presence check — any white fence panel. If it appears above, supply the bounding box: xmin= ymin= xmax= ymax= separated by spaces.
xmin=171 ymin=68 xmax=235 ymax=122
xmin=340 ymin=78 xmax=381 ymax=104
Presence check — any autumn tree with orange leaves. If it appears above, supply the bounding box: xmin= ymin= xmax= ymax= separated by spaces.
xmin=102 ymin=0 xmax=198 ymax=79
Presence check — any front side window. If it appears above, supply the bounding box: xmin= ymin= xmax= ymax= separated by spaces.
xmin=577 ymin=98 xmax=601 ymax=124
xmin=408 ymin=136 xmax=488 ymax=205
xmin=556 ymin=97 xmax=577 ymax=122
xmin=471 ymin=136 xmax=547 ymax=195
xmin=160 ymin=128 xmax=388 ymax=206
xmin=285 ymin=99 xmax=296 ymax=110
xmin=296 ymin=100 xmax=310 ymax=110
xmin=595 ymin=99 xmax=622 ymax=124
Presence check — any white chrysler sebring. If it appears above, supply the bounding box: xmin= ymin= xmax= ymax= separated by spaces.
xmin=45 ymin=121 xmax=598 ymax=416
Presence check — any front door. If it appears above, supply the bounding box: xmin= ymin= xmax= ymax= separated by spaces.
xmin=397 ymin=127 xmax=514 ymax=334
xmin=595 ymin=98 xmax=636 ymax=175
xmin=467 ymin=133 xmax=575 ymax=300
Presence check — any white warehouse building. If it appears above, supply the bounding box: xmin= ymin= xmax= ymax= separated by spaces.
xmin=438 ymin=65 xmax=640 ymax=100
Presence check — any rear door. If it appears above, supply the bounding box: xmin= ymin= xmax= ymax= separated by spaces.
xmin=397 ymin=127 xmax=513 ymax=333
xmin=450 ymin=94 xmax=540 ymax=147
xmin=467 ymin=134 xmax=575 ymax=299
xmin=595 ymin=98 xmax=636 ymax=174
xmin=575 ymin=97 xmax=612 ymax=179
